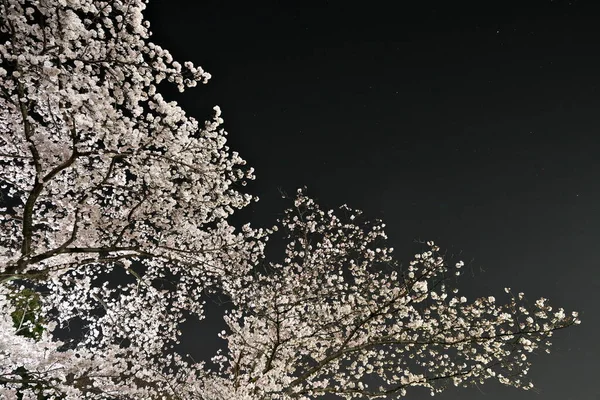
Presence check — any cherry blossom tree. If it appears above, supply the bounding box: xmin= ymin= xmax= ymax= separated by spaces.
xmin=0 ymin=1 xmax=580 ymax=399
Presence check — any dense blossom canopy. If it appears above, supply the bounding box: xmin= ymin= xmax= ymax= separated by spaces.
xmin=0 ymin=0 xmax=266 ymax=397
xmin=0 ymin=1 xmax=579 ymax=399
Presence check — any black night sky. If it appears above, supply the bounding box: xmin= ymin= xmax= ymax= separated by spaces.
xmin=145 ymin=1 xmax=598 ymax=399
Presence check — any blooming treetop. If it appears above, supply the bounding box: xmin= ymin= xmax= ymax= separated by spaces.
xmin=0 ymin=0 xmax=265 ymax=282
xmin=0 ymin=1 xmax=580 ymax=399
xmin=0 ymin=0 xmax=266 ymax=397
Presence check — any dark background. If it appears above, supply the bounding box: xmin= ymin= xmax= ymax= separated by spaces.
xmin=145 ymin=1 xmax=598 ymax=399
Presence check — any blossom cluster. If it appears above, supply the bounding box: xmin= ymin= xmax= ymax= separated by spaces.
xmin=218 ymin=191 xmax=580 ymax=399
